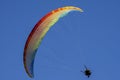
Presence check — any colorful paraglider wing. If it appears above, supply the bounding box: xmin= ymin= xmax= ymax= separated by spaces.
xmin=23 ymin=6 xmax=83 ymax=78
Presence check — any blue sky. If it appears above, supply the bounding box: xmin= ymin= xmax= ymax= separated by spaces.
xmin=0 ymin=0 xmax=120 ymax=80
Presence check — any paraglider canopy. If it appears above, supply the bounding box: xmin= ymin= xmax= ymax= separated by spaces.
xmin=23 ymin=6 xmax=83 ymax=78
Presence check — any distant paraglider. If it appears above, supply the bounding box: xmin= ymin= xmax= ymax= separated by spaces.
xmin=23 ymin=6 xmax=83 ymax=78
xmin=81 ymin=65 xmax=92 ymax=78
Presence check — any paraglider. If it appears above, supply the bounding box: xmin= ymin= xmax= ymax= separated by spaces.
xmin=81 ymin=65 xmax=91 ymax=78
xmin=23 ymin=6 xmax=83 ymax=78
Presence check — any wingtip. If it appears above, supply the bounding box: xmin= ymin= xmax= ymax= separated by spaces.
xmin=28 ymin=73 xmax=34 ymax=78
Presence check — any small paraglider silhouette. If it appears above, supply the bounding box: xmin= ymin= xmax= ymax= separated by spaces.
xmin=81 ymin=65 xmax=91 ymax=78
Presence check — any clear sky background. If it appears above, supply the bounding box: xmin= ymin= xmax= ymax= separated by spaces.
xmin=0 ymin=0 xmax=120 ymax=80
